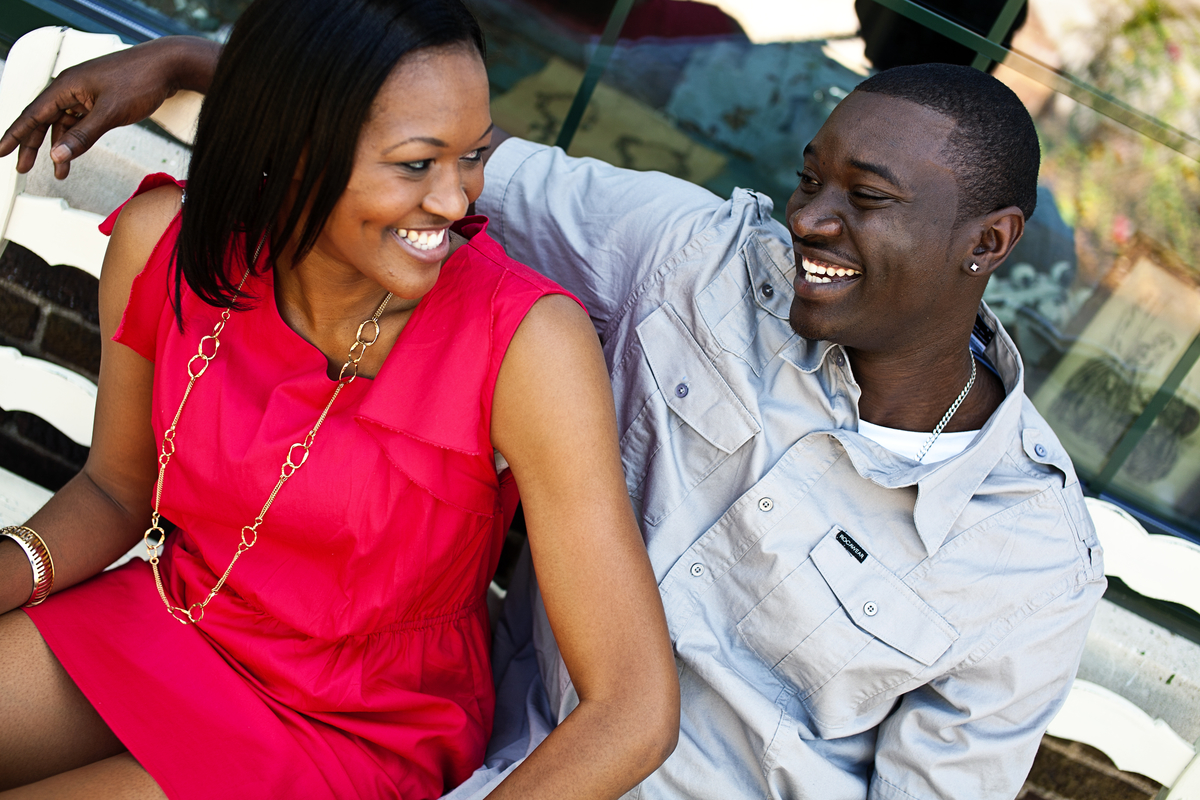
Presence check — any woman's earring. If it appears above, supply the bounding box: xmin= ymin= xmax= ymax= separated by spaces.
xmin=970 ymin=263 xmax=980 ymax=272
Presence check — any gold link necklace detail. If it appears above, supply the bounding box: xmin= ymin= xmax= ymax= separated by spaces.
xmin=143 ymin=251 xmax=393 ymax=625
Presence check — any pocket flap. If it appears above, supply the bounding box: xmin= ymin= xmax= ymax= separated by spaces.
xmin=810 ymin=529 xmax=958 ymax=666
xmin=637 ymin=302 xmax=759 ymax=454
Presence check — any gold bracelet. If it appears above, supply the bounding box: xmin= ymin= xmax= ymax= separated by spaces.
xmin=1 ymin=526 xmax=55 ymax=607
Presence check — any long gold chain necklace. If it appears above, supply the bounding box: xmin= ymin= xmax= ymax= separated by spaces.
xmin=143 ymin=255 xmax=393 ymax=625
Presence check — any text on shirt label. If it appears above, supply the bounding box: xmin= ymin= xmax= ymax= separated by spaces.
xmin=836 ymin=530 xmax=868 ymax=563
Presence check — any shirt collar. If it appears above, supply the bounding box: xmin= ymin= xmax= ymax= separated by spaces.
xmin=780 ymin=337 xmax=846 ymax=375
xmin=818 ymin=302 xmax=1026 ymax=556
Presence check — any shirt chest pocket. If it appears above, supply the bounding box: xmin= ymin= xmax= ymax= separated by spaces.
xmin=625 ymin=303 xmax=759 ymax=526
xmin=736 ymin=527 xmax=959 ymax=736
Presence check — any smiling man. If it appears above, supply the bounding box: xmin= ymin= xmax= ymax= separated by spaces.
xmin=459 ymin=63 xmax=1104 ymax=800
xmin=1 ymin=54 xmax=1103 ymax=799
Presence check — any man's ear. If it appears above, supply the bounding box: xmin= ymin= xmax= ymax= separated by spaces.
xmin=962 ymin=206 xmax=1025 ymax=278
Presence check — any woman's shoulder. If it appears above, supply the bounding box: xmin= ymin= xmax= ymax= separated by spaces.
xmin=98 ymin=177 xmax=184 ymax=349
xmin=101 ymin=183 xmax=178 ymax=290
xmin=107 ymin=181 xmax=183 ymax=246
xmin=453 ymin=225 xmax=582 ymax=330
xmin=103 ymin=176 xmax=182 ymax=268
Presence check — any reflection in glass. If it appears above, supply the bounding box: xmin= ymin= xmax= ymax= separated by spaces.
xmin=997 ymin=2 xmax=1200 ymax=538
xmin=855 ymin=0 xmax=1026 ymax=71
xmin=121 ymin=0 xmax=250 ymax=36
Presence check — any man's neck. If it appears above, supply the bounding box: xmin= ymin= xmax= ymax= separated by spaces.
xmin=850 ymin=342 xmax=1005 ymax=434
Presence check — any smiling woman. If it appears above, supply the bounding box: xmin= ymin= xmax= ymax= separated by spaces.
xmin=270 ymin=46 xmax=495 ymax=374
xmin=0 ymin=1 xmax=678 ymax=798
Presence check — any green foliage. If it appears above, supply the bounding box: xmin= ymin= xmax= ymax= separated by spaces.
xmin=1039 ymin=0 xmax=1200 ymax=279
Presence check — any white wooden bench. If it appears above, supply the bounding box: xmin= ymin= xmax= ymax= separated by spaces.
xmin=0 ymin=346 xmax=96 ymax=525
xmin=1047 ymin=498 xmax=1200 ymax=796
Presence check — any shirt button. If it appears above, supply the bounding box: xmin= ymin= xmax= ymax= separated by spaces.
xmin=760 ymin=282 xmax=774 ymax=298
xmin=864 ymin=601 xmax=878 ymax=617
xmin=1034 ymin=444 xmax=1048 ymax=458
xmin=758 ymin=497 xmax=774 ymax=512
xmin=690 ymin=563 xmax=705 ymax=577
xmin=675 ymin=383 xmax=689 ymax=398
xmin=836 ymin=353 xmax=846 ymax=367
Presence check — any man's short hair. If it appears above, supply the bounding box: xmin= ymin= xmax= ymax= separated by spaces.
xmin=855 ymin=63 xmax=1040 ymax=222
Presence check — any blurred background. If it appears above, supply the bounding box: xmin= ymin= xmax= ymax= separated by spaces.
xmin=2 ymin=2 xmax=1199 ymax=795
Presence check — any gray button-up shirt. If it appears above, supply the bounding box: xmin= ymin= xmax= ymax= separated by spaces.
xmin=449 ymin=139 xmax=1105 ymax=800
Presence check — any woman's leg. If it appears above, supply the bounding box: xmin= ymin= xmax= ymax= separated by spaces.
xmin=1 ymin=754 xmax=165 ymax=799
xmin=0 ymin=610 xmax=129 ymax=789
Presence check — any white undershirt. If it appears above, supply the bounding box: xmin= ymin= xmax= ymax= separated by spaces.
xmin=857 ymin=419 xmax=980 ymax=464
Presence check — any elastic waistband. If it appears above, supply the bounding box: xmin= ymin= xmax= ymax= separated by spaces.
xmin=370 ymin=596 xmax=487 ymax=634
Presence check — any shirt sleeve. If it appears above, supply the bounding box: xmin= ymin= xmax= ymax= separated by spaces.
xmin=869 ymin=576 xmax=1106 ymax=800
xmin=477 ymin=138 xmax=728 ymax=337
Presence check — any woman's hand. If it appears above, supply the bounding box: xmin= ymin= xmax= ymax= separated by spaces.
xmin=0 ymin=36 xmax=220 ymax=179
xmin=489 ymin=295 xmax=679 ymax=799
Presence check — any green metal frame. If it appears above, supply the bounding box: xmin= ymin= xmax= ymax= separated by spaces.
xmin=969 ymin=0 xmax=1026 ymax=71
xmin=552 ymin=0 xmax=636 ymax=150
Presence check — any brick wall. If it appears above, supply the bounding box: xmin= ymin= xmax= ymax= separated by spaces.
xmin=0 ymin=241 xmax=96 ymax=490
xmin=1020 ymin=736 xmax=1162 ymax=800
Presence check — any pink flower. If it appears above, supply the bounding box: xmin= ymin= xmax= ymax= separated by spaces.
xmin=1112 ymin=214 xmax=1134 ymax=244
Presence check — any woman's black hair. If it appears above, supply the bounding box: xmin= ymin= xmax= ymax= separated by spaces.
xmin=174 ymin=0 xmax=485 ymax=319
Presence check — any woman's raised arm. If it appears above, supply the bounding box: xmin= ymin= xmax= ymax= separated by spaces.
xmin=489 ymin=293 xmax=679 ymax=799
xmin=0 ymin=186 xmax=179 ymax=613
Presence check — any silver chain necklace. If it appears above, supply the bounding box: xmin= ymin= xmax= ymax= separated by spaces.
xmin=915 ymin=355 xmax=977 ymax=463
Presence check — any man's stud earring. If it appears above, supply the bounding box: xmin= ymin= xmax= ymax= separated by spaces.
xmin=970 ymin=263 xmax=980 ymax=272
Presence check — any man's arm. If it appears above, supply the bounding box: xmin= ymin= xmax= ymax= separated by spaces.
xmin=0 ymin=35 xmax=219 ymax=178
xmin=869 ymin=577 xmax=1104 ymax=800
xmin=478 ymin=138 xmax=730 ymax=336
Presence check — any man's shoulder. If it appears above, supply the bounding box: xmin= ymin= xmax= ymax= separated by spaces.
xmin=962 ymin=393 xmax=1101 ymax=583
xmin=607 ymin=185 xmax=793 ymax=320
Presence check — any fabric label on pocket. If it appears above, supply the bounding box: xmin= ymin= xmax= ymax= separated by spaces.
xmin=810 ymin=532 xmax=958 ymax=666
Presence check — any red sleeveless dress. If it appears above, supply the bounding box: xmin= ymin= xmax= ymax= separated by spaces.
xmin=25 ymin=174 xmax=574 ymax=799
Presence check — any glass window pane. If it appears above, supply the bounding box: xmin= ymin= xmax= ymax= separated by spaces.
xmin=994 ymin=2 xmax=1200 ymax=540
xmin=120 ymin=0 xmax=250 ymax=36
xmin=519 ymin=0 xmax=1200 ymax=537
xmin=1106 ymin=352 xmax=1200 ymax=535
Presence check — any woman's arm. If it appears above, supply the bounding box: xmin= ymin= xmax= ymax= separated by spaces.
xmin=488 ymin=294 xmax=679 ymax=799
xmin=0 ymin=36 xmax=220 ymax=179
xmin=0 ymin=187 xmax=180 ymax=613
